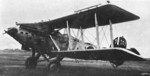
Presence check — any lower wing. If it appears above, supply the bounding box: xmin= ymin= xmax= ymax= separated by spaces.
xmin=49 ymin=48 xmax=146 ymax=61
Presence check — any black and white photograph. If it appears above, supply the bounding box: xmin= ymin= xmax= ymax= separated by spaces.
xmin=0 ymin=0 xmax=150 ymax=76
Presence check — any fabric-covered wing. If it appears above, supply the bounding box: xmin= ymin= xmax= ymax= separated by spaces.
xmin=17 ymin=4 xmax=139 ymax=30
xmin=49 ymin=48 xmax=145 ymax=61
xmin=47 ymin=4 xmax=139 ymax=29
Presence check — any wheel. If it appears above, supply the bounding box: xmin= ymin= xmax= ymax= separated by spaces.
xmin=25 ymin=57 xmax=37 ymax=69
xmin=47 ymin=62 xmax=61 ymax=73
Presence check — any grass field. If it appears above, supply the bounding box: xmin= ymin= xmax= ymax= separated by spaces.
xmin=0 ymin=49 xmax=150 ymax=76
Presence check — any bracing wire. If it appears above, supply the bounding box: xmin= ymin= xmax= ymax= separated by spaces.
xmin=83 ymin=33 xmax=93 ymax=44
xmin=71 ymin=29 xmax=76 ymax=37
xmin=99 ymin=27 xmax=105 ymax=46
xmin=101 ymin=26 xmax=110 ymax=47
xmin=86 ymin=29 xmax=97 ymax=44
xmin=76 ymin=29 xmax=80 ymax=39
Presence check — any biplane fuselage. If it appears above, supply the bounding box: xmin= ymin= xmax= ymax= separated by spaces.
xmin=6 ymin=27 xmax=96 ymax=53
xmin=5 ymin=3 xmax=146 ymax=72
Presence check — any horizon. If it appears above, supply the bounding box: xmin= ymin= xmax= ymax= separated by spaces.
xmin=0 ymin=0 xmax=150 ymax=58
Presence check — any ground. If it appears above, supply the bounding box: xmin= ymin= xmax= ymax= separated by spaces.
xmin=0 ymin=49 xmax=150 ymax=76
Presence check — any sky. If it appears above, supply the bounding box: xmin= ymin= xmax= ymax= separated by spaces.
xmin=0 ymin=0 xmax=150 ymax=58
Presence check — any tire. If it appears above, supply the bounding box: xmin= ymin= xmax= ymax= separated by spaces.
xmin=47 ymin=62 xmax=61 ymax=73
xmin=25 ymin=57 xmax=37 ymax=69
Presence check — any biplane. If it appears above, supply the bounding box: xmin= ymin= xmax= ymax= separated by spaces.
xmin=5 ymin=3 xmax=146 ymax=72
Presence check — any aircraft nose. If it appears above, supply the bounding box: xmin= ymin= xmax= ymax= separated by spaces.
xmin=6 ymin=28 xmax=18 ymax=36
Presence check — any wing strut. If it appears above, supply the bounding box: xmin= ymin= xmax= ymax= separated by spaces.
xmin=109 ymin=19 xmax=114 ymax=48
xmin=95 ymin=13 xmax=100 ymax=49
xmin=80 ymin=26 xmax=84 ymax=50
xmin=66 ymin=20 xmax=72 ymax=50
xmin=50 ymin=35 xmax=60 ymax=51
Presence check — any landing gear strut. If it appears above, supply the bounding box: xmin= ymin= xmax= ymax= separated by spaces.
xmin=25 ymin=47 xmax=63 ymax=72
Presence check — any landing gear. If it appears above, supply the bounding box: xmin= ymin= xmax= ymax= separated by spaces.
xmin=25 ymin=57 xmax=37 ymax=69
xmin=48 ymin=62 xmax=61 ymax=73
xmin=25 ymin=47 xmax=63 ymax=72
xmin=25 ymin=51 xmax=41 ymax=69
xmin=47 ymin=55 xmax=63 ymax=73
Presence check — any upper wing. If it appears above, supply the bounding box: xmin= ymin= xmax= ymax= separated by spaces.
xmin=49 ymin=48 xmax=145 ymax=61
xmin=17 ymin=4 xmax=139 ymax=30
